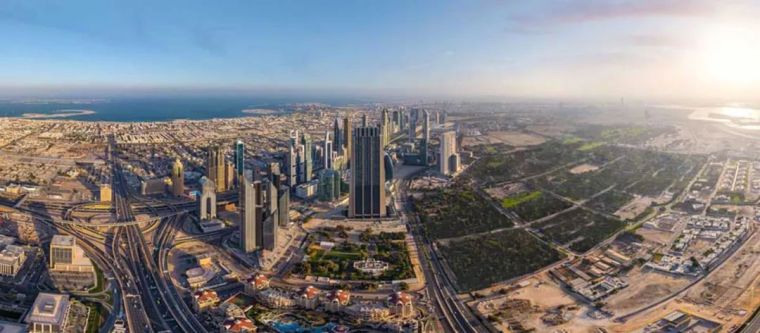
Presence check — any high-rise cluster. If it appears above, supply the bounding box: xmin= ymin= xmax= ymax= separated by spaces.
xmin=206 ymin=145 xmax=235 ymax=192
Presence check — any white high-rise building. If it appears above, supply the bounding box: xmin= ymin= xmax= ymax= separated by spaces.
xmin=440 ymin=131 xmax=458 ymax=175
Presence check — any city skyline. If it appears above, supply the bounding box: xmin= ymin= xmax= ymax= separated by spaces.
xmin=3 ymin=1 xmax=760 ymax=101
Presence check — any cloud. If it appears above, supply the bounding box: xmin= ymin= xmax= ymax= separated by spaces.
xmin=624 ymin=34 xmax=686 ymax=48
xmin=507 ymin=0 xmax=714 ymax=33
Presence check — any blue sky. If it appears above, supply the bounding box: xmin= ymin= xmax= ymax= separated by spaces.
xmin=2 ymin=1 xmax=760 ymax=100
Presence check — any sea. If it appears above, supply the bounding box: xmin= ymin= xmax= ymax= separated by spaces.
xmin=0 ymin=96 xmax=361 ymax=122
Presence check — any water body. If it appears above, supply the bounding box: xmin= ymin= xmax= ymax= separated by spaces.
xmin=270 ymin=321 xmax=339 ymax=333
xmin=656 ymin=104 xmax=760 ymax=131
xmin=0 ymin=96 xmax=359 ymax=122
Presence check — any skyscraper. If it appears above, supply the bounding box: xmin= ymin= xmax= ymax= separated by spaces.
xmin=324 ymin=131 xmax=332 ymax=170
xmin=381 ymin=108 xmax=391 ymax=147
xmin=234 ymin=140 xmax=245 ymax=178
xmin=318 ymin=169 xmax=341 ymax=201
xmin=440 ymin=131 xmax=458 ymax=175
xmin=287 ymin=130 xmax=299 ymax=186
xmin=277 ymin=186 xmax=290 ymax=227
xmin=408 ymin=109 xmax=418 ymax=143
xmin=333 ymin=118 xmax=341 ymax=153
xmin=361 ymin=113 xmax=368 ymax=127
xmin=349 ymin=127 xmax=386 ymax=219
xmin=240 ymin=175 xmax=263 ymax=253
xmin=264 ymin=178 xmax=278 ymax=251
xmin=199 ymin=176 xmax=217 ymax=220
xmin=206 ymin=145 xmax=227 ymax=191
xmin=301 ymin=133 xmax=313 ymax=183
xmin=420 ymin=109 xmax=430 ymax=165
xmin=343 ymin=116 xmax=352 ymax=162
xmin=171 ymin=158 xmax=184 ymax=196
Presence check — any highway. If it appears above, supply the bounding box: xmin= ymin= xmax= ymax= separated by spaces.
xmin=152 ymin=215 xmax=210 ymax=333
xmin=741 ymin=307 xmax=760 ymax=333
xmin=396 ymin=169 xmax=483 ymax=333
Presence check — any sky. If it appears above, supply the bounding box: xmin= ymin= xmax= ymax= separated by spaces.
xmin=3 ymin=0 xmax=760 ymax=102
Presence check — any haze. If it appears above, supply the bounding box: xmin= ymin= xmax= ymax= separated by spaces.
xmin=3 ymin=0 xmax=760 ymax=101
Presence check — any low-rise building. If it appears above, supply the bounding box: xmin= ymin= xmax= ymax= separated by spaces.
xmin=193 ymin=289 xmax=219 ymax=312
xmin=387 ymin=292 xmax=414 ymax=319
xmin=348 ymin=303 xmax=390 ymax=322
xmin=186 ymin=266 xmax=215 ymax=290
xmin=25 ymin=293 xmax=71 ymax=333
xmin=221 ymin=317 xmax=257 ymax=333
xmin=0 ymin=245 xmax=26 ymax=277
xmin=257 ymin=288 xmax=295 ymax=309
xmin=295 ymin=285 xmax=320 ymax=310
xmin=325 ymin=289 xmax=351 ymax=313
xmin=244 ymin=274 xmax=269 ymax=295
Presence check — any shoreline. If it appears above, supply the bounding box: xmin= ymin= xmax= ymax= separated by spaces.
xmin=18 ymin=109 xmax=97 ymax=119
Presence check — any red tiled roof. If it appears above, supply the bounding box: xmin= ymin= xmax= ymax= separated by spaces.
xmin=247 ymin=274 xmax=269 ymax=288
xmin=193 ymin=290 xmax=219 ymax=303
xmin=299 ymin=285 xmax=320 ymax=299
xmin=327 ymin=289 xmax=350 ymax=304
xmin=388 ymin=291 xmax=413 ymax=305
xmin=223 ymin=317 xmax=256 ymax=332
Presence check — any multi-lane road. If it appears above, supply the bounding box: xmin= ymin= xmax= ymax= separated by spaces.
xmin=396 ymin=170 xmax=484 ymax=333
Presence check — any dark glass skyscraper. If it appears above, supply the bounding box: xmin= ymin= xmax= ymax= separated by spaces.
xmin=333 ymin=118 xmax=341 ymax=153
xmin=349 ymin=127 xmax=386 ymax=218
xmin=234 ymin=140 xmax=245 ymax=178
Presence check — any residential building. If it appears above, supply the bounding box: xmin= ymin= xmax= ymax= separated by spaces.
xmin=171 ymin=158 xmax=184 ymax=196
xmin=192 ymin=289 xmax=219 ymax=312
xmin=221 ymin=317 xmax=257 ymax=333
xmin=206 ymin=145 xmax=227 ymax=191
xmin=325 ymin=289 xmax=351 ymax=313
xmin=387 ymin=292 xmax=415 ymax=319
xmin=295 ymin=285 xmax=320 ymax=310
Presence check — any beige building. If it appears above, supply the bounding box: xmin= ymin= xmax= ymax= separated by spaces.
xmin=49 ymin=235 xmax=95 ymax=290
xmin=192 ymin=289 xmax=219 ymax=312
xmin=244 ymin=274 xmax=270 ymax=295
xmin=0 ymin=245 xmax=26 ymax=277
xmin=171 ymin=158 xmax=184 ymax=197
xmin=98 ymin=184 xmax=112 ymax=202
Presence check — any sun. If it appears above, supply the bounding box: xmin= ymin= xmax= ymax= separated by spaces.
xmin=701 ymin=24 xmax=760 ymax=85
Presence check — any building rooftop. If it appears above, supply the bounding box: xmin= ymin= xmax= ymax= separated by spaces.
xmin=222 ymin=317 xmax=256 ymax=333
xmin=51 ymin=235 xmax=75 ymax=247
xmin=299 ymin=285 xmax=320 ymax=299
xmin=25 ymin=293 xmax=70 ymax=326
xmin=0 ymin=245 xmax=24 ymax=263
xmin=0 ymin=234 xmax=15 ymax=248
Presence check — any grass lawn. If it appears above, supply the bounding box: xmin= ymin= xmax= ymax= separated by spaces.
xmin=501 ymin=191 xmax=542 ymax=209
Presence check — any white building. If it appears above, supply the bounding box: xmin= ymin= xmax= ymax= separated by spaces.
xmin=25 ymin=293 xmax=71 ymax=333
xmin=0 ymin=245 xmax=26 ymax=277
xmin=439 ymin=131 xmax=459 ymax=175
